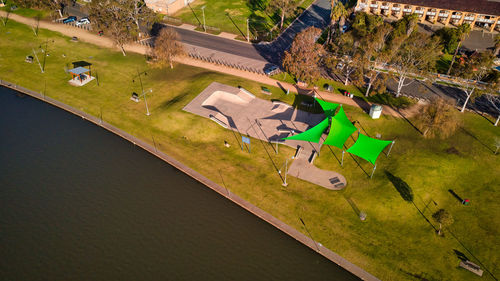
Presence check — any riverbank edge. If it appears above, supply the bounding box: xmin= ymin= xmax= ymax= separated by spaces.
xmin=0 ymin=79 xmax=380 ymax=281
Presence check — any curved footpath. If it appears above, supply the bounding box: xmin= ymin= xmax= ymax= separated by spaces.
xmin=0 ymin=11 xmax=413 ymax=119
xmin=0 ymin=78 xmax=380 ymax=281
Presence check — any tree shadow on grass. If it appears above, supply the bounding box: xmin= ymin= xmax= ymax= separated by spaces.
xmin=460 ymin=127 xmax=495 ymax=153
xmin=385 ymin=171 xmax=414 ymax=202
xmin=159 ymin=92 xmax=189 ymax=110
xmin=385 ymin=171 xmax=439 ymax=232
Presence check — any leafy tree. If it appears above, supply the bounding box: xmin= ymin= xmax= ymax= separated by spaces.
xmin=388 ymin=14 xmax=419 ymax=51
xmin=282 ymin=27 xmax=324 ymax=84
xmin=415 ymin=98 xmax=460 ymax=139
xmin=494 ymin=34 xmax=500 ymax=56
xmin=89 ymin=0 xmax=154 ymax=56
xmin=446 ymin=24 xmax=471 ymax=75
xmin=268 ymin=0 xmax=298 ymax=30
xmin=358 ymin=22 xmax=392 ymax=96
xmin=327 ymin=32 xmax=360 ymax=85
xmin=390 ymin=32 xmax=441 ymax=97
xmin=328 ymin=0 xmax=347 ymax=42
xmin=351 ymin=12 xmax=383 ymax=39
xmin=432 ymin=209 xmax=454 ymax=236
xmin=433 ymin=27 xmax=461 ymax=54
xmin=453 ymin=51 xmax=495 ymax=112
xmin=151 ymin=27 xmax=184 ymax=69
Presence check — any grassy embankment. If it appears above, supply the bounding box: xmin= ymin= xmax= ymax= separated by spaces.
xmin=1 ymin=20 xmax=499 ymax=281
xmin=173 ymin=0 xmax=314 ymax=40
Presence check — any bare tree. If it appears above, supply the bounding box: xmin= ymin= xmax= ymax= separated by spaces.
xmin=454 ymin=51 xmax=495 ymax=112
xmin=151 ymin=28 xmax=185 ymax=69
xmin=486 ymin=94 xmax=500 ymax=126
xmin=415 ymin=98 xmax=460 ymax=139
xmin=390 ymin=32 xmax=440 ymax=97
xmin=268 ymin=0 xmax=298 ymax=30
xmin=282 ymin=27 xmax=324 ymax=84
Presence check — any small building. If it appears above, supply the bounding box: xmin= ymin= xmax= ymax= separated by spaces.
xmin=145 ymin=0 xmax=195 ymax=15
xmin=355 ymin=0 xmax=500 ymax=32
xmin=68 ymin=66 xmax=95 ymax=86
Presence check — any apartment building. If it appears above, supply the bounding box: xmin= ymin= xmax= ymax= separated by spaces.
xmin=145 ymin=0 xmax=194 ymax=15
xmin=355 ymin=0 xmax=500 ymax=32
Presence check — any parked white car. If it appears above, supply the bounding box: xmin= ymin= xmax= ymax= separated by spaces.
xmin=75 ymin=18 xmax=90 ymax=26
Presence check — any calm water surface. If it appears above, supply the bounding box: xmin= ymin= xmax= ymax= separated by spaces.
xmin=0 ymin=86 xmax=360 ymax=281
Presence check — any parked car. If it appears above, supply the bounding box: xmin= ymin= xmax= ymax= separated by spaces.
xmin=75 ymin=17 xmax=90 ymax=26
xmin=63 ymin=16 xmax=77 ymax=24
xmin=263 ymin=64 xmax=279 ymax=76
xmin=336 ymin=62 xmax=344 ymax=70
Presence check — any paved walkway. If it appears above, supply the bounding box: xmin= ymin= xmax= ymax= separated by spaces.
xmin=1 ymin=11 xmax=414 ymax=119
xmin=288 ymin=146 xmax=347 ymax=190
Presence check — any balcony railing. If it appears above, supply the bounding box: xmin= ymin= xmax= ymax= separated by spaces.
xmin=392 ymin=7 xmax=400 ymax=11
xmin=451 ymin=15 xmax=462 ymax=19
xmin=426 ymin=12 xmax=436 ymax=15
xmin=415 ymin=10 xmax=424 ymax=14
xmin=369 ymin=4 xmax=378 ymax=8
xmin=464 ymin=16 xmax=474 ymax=20
xmin=403 ymin=8 xmax=412 ymax=12
xmin=438 ymin=13 xmax=449 ymax=17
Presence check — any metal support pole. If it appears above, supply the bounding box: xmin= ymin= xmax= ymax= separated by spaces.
xmin=341 ymin=150 xmax=345 ymax=166
xmin=387 ymin=140 xmax=395 ymax=157
xmin=370 ymin=164 xmax=377 ymax=179
xmin=201 ymin=6 xmax=206 ymax=32
xmin=246 ymin=18 xmax=250 ymax=42
xmin=283 ymin=158 xmax=288 ymax=186
xmin=276 ymin=142 xmax=278 ymax=155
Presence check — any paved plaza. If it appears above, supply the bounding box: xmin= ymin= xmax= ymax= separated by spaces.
xmin=183 ymin=82 xmax=347 ymax=189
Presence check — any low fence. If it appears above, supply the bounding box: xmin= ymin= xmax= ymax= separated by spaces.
xmin=0 ymin=78 xmax=380 ymax=281
xmin=53 ymin=18 xmax=92 ymax=31
xmin=136 ymin=38 xmax=266 ymax=75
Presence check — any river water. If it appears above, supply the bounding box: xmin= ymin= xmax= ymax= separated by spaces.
xmin=0 ymin=86 xmax=360 ymax=281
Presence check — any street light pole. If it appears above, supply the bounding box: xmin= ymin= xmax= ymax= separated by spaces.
xmin=278 ymin=156 xmax=294 ymax=186
xmin=143 ymin=89 xmax=152 ymax=116
xmin=201 ymin=6 xmax=206 ymax=32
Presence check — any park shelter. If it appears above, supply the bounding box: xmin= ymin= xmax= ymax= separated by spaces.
xmin=284 ymin=118 xmax=330 ymax=143
xmin=68 ymin=66 xmax=94 ymax=86
xmin=346 ymin=133 xmax=393 ymax=165
xmin=323 ymin=107 xmax=357 ymax=149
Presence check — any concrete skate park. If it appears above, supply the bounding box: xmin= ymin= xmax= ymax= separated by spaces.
xmin=183 ymin=82 xmax=347 ymax=190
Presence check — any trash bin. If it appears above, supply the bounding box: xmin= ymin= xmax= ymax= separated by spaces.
xmin=369 ymin=104 xmax=382 ymax=119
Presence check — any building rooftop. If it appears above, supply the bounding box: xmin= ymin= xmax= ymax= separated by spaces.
xmin=383 ymin=0 xmax=500 ymax=16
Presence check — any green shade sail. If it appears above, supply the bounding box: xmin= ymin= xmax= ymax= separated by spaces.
xmin=315 ymin=98 xmax=339 ymax=117
xmin=283 ymin=118 xmax=329 ymax=143
xmin=323 ymin=107 xmax=357 ymax=149
xmin=347 ymin=133 xmax=393 ymax=165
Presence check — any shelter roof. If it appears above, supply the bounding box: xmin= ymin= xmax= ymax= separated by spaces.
xmin=324 ymin=107 xmax=357 ymax=149
xmin=284 ymin=118 xmax=329 ymax=143
xmin=68 ymin=67 xmax=90 ymax=75
xmin=315 ymin=98 xmax=339 ymax=117
xmin=346 ymin=133 xmax=392 ymax=165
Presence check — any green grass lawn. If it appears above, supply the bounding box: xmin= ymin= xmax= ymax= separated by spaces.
xmin=173 ymin=0 xmax=314 ymax=41
xmin=437 ymin=54 xmax=453 ymax=74
xmin=0 ymin=1 xmax=51 ymax=19
xmin=1 ymin=20 xmax=500 ymax=281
